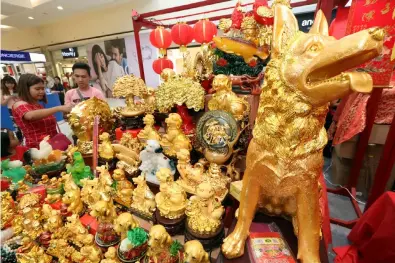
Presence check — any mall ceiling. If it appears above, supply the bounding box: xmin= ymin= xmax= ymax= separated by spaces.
xmin=1 ymin=0 xmax=132 ymax=30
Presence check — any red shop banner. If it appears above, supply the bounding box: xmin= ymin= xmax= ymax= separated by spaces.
xmin=346 ymin=0 xmax=395 ymax=86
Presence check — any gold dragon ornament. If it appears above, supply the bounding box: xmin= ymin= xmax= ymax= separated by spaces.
xmin=221 ymin=3 xmax=384 ymax=263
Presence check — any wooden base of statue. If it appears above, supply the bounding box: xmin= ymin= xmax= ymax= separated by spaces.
xmin=184 ymin=222 xmax=225 ymax=250
xmin=98 ymin=157 xmax=117 ymax=170
xmin=82 ymin=154 xmax=93 ymax=168
xmin=130 ymin=207 xmax=154 ymax=221
xmin=153 ymin=210 xmax=186 ymax=236
xmin=121 ymin=116 xmax=144 ymax=130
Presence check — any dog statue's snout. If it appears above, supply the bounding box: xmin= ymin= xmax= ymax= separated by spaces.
xmin=368 ymin=27 xmax=385 ymax=41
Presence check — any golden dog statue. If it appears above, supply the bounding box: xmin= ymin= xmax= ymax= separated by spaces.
xmin=184 ymin=240 xmax=210 ymax=263
xmin=222 ymin=3 xmax=384 ymax=263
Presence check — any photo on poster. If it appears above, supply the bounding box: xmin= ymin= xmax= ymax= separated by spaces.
xmin=87 ymin=39 xmax=127 ymax=98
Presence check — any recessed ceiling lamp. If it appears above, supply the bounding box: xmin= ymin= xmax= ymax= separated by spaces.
xmin=28 ymin=16 xmax=34 ymax=19
xmin=57 ymin=6 xmax=63 ymax=10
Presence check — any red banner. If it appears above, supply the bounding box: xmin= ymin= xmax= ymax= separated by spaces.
xmin=346 ymin=0 xmax=395 ymax=86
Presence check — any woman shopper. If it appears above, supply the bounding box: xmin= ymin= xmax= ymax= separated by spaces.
xmin=12 ymin=74 xmax=71 ymax=148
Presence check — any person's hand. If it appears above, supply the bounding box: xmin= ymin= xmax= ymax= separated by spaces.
xmin=57 ymin=105 xmax=73 ymax=113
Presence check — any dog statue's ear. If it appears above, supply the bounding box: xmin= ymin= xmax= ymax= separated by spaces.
xmin=309 ymin=10 xmax=329 ymax=36
xmin=272 ymin=3 xmax=299 ymax=58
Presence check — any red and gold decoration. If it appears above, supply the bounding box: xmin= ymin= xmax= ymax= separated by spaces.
xmin=171 ymin=22 xmax=194 ymax=52
xmin=152 ymin=57 xmax=174 ymax=75
xmin=193 ymin=19 xmax=217 ymax=45
xmin=346 ymin=0 xmax=395 ymax=86
xmin=149 ymin=26 xmax=172 ymax=56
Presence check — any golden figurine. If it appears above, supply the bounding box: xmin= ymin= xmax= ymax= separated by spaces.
xmin=176 ymin=149 xmax=205 ymax=194
xmin=44 ymin=176 xmax=64 ymax=203
xmin=16 ymin=243 xmax=53 ymax=263
xmin=161 ymin=113 xmax=192 ymax=157
xmin=99 ymin=132 xmax=115 ymax=160
xmin=241 ymin=15 xmax=259 ymax=45
xmin=137 ymin=114 xmax=161 ymax=145
xmin=63 ymin=214 xmax=91 ymax=248
xmin=42 ymin=204 xmax=63 ymax=232
xmin=113 ymin=143 xmax=141 ymax=174
xmin=78 ymin=234 xmax=103 ymax=263
xmin=68 ymin=97 xmax=114 ymax=154
xmin=80 ymin=177 xmax=100 ymax=209
xmin=1 ymin=192 xmax=15 ymax=229
xmin=130 ymin=175 xmax=156 ymax=218
xmin=186 ymin=182 xmax=224 ymax=235
xmin=62 ymin=185 xmax=84 ymax=215
xmin=112 ymin=74 xmax=154 ymax=116
xmin=90 ymin=199 xmax=117 ymax=223
xmin=208 ymin=74 xmax=250 ymax=121
xmin=120 ymin=132 xmax=143 ymax=152
xmin=18 ymin=193 xmax=44 ymax=239
xmin=112 ymin=168 xmax=134 ymax=207
xmin=47 ymin=238 xmax=75 ymax=262
xmin=146 ymin=224 xmax=173 ymax=262
xmin=156 ymin=71 xmax=205 ymax=113
xmin=155 ymin=168 xmax=187 ymax=219
xmin=222 ymin=3 xmax=383 ymax=262
xmin=184 ymin=240 xmax=210 ymax=263
xmin=101 ymin=247 xmax=121 ymax=263
xmin=114 ymin=212 xmax=140 ymax=240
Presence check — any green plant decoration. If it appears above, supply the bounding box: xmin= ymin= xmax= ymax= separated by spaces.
xmin=127 ymin=227 xmax=148 ymax=247
xmin=169 ymin=240 xmax=183 ymax=257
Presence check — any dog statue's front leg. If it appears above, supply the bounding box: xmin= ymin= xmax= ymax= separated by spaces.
xmin=295 ymin=177 xmax=321 ymax=263
xmin=221 ymin=160 xmax=262 ymax=259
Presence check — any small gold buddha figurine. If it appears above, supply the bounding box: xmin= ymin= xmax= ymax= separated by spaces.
xmin=137 ymin=114 xmax=161 ymax=145
xmin=184 ymin=240 xmax=210 ymax=263
xmin=114 ymin=212 xmax=140 ymax=240
xmin=131 ymin=175 xmax=156 ymax=218
xmin=112 ymin=168 xmax=134 ymax=207
xmin=155 ymin=168 xmax=187 ymax=219
xmin=208 ymin=74 xmax=250 ymax=121
xmin=101 ymin=247 xmax=120 ymax=263
xmin=147 ymin=224 xmax=173 ymax=262
xmin=161 ymin=113 xmax=192 ymax=157
xmin=186 ymin=182 xmax=224 ymax=235
xmin=99 ymin=132 xmax=115 ymax=160
xmin=176 ymin=149 xmax=205 ymax=194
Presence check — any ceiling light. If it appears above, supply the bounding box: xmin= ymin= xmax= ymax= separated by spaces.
xmin=0 ymin=25 xmax=12 ymax=29
xmin=28 ymin=16 xmax=34 ymax=19
xmin=57 ymin=6 xmax=63 ymax=10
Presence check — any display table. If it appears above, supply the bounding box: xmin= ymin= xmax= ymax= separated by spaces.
xmin=218 ymin=213 xmax=329 ymax=263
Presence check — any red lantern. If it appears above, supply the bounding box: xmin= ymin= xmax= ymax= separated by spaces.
xmin=193 ymin=19 xmax=217 ymax=44
xmin=150 ymin=26 xmax=172 ymax=56
xmin=171 ymin=22 xmax=194 ymax=52
xmin=152 ymin=58 xmax=174 ymax=74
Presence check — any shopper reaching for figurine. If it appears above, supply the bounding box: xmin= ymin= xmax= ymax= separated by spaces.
xmin=12 ymin=74 xmax=72 ymax=148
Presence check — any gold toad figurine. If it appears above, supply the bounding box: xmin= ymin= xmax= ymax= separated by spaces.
xmin=155 ymin=168 xmax=187 ymax=219
xmin=99 ymin=132 xmax=115 ymax=160
xmin=114 ymin=212 xmax=140 ymax=240
xmin=186 ymin=182 xmax=224 ymax=235
xmin=137 ymin=114 xmax=161 ymax=146
xmin=161 ymin=113 xmax=192 ymax=157
xmin=112 ymin=169 xmax=134 ymax=207
xmin=208 ymin=74 xmax=250 ymax=121
xmin=176 ymin=149 xmax=205 ymax=194
xmin=131 ymin=175 xmax=156 ymax=218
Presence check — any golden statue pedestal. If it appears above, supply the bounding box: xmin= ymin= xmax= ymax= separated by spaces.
xmin=153 ymin=210 xmax=186 ymax=236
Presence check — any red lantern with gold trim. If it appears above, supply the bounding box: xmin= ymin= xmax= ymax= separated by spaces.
xmin=171 ymin=22 xmax=194 ymax=52
xmin=152 ymin=58 xmax=173 ymax=74
xmin=150 ymin=26 xmax=172 ymax=56
xmin=193 ymin=19 xmax=217 ymax=44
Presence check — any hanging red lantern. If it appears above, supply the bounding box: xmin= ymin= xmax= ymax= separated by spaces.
xmin=193 ymin=19 xmax=217 ymax=44
xmin=152 ymin=58 xmax=173 ymax=74
xmin=171 ymin=22 xmax=194 ymax=52
xmin=150 ymin=26 xmax=172 ymax=56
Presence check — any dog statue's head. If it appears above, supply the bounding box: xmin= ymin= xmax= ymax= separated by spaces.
xmin=147 ymin=225 xmax=172 ymax=255
xmin=184 ymin=240 xmax=210 ymax=263
xmin=272 ymin=4 xmax=384 ymax=106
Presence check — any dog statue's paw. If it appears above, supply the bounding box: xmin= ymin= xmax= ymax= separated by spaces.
xmin=221 ymin=231 xmax=247 ymax=259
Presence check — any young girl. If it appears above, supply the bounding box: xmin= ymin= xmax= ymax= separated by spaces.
xmin=1 ymin=76 xmax=23 ymax=141
xmin=12 ymin=74 xmax=72 ymax=148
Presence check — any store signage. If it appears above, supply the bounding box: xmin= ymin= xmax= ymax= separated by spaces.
xmin=0 ymin=50 xmax=31 ymax=62
xmin=61 ymin=47 xmax=79 ymax=58
xmin=295 ymin=10 xmax=337 ymax=33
